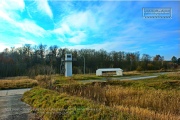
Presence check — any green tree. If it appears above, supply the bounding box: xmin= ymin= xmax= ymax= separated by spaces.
xmin=171 ymin=56 xmax=177 ymax=63
xmin=178 ymin=58 xmax=180 ymax=65
xmin=141 ymin=54 xmax=151 ymax=70
xmin=153 ymin=55 xmax=164 ymax=70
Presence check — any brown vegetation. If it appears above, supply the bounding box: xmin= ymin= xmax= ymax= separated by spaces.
xmin=51 ymin=72 xmax=180 ymax=119
xmin=22 ymin=87 xmax=137 ymax=120
xmin=55 ymin=84 xmax=179 ymax=119
xmin=0 ymin=79 xmax=38 ymax=89
xmin=21 ymin=72 xmax=180 ymax=119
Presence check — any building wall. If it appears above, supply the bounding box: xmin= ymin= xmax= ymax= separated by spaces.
xmin=96 ymin=69 xmax=123 ymax=76
xmin=65 ymin=54 xmax=72 ymax=77
xmin=65 ymin=62 xmax=72 ymax=77
xmin=116 ymin=70 xmax=123 ymax=76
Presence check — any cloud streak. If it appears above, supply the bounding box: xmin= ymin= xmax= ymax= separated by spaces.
xmin=0 ymin=1 xmax=179 ymax=60
xmin=35 ymin=0 xmax=53 ymax=18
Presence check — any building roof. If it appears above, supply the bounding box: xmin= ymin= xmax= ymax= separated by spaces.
xmin=96 ymin=68 xmax=123 ymax=71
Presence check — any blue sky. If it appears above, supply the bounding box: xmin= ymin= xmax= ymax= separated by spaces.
xmin=0 ymin=0 xmax=179 ymax=60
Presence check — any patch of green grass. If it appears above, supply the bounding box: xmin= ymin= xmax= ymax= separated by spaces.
xmin=53 ymin=74 xmax=101 ymax=81
xmin=108 ymin=72 xmax=180 ymax=90
xmin=52 ymin=74 xmax=102 ymax=86
xmin=108 ymin=78 xmax=180 ymax=90
xmin=122 ymin=71 xmax=160 ymax=77
xmin=72 ymin=74 xmax=102 ymax=80
xmin=158 ymin=72 xmax=180 ymax=80
xmin=22 ymin=87 xmax=137 ymax=120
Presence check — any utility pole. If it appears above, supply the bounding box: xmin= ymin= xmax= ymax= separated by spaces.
xmin=79 ymin=55 xmax=85 ymax=74
xmin=82 ymin=56 xmax=85 ymax=74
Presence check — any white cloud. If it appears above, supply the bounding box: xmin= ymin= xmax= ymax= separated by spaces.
xmin=61 ymin=10 xmax=97 ymax=30
xmin=0 ymin=0 xmax=46 ymax=37
xmin=0 ymin=0 xmax=25 ymax=11
xmin=53 ymin=23 xmax=87 ymax=44
xmin=63 ymin=33 xmax=144 ymax=52
xmin=15 ymin=20 xmax=46 ymax=37
xmin=18 ymin=37 xmax=36 ymax=45
xmin=0 ymin=10 xmax=13 ymax=22
xmin=64 ymin=40 xmax=127 ymax=51
xmin=69 ymin=31 xmax=86 ymax=44
xmin=0 ymin=0 xmax=25 ymax=21
xmin=35 ymin=0 xmax=53 ymax=18
xmin=53 ymin=23 xmax=71 ymax=34
xmin=52 ymin=23 xmax=71 ymax=42
xmin=11 ymin=37 xmax=37 ymax=48
xmin=53 ymin=10 xmax=98 ymax=44
xmin=0 ymin=42 xmax=10 ymax=52
xmin=0 ymin=11 xmax=46 ymax=37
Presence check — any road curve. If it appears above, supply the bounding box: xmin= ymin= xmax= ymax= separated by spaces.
xmin=0 ymin=88 xmax=33 ymax=120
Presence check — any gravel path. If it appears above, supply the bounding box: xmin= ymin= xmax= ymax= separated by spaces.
xmin=0 ymin=88 xmax=33 ymax=120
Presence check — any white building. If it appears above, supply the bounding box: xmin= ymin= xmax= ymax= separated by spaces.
xmin=96 ymin=68 xmax=123 ymax=76
xmin=65 ymin=54 xmax=72 ymax=77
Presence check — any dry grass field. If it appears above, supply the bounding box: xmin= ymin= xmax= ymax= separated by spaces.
xmin=0 ymin=78 xmax=38 ymax=89
xmin=21 ymin=72 xmax=180 ymax=120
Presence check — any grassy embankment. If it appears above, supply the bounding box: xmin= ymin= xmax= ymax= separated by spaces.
xmin=0 ymin=76 xmax=38 ymax=90
xmin=108 ymin=72 xmax=180 ymax=90
xmin=0 ymin=74 xmax=102 ymax=89
xmin=22 ymin=87 xmax=137 ymax=120
xmin=22 ymin=72 xmax=180 ymax=119
xmin=0 ymin=71 xmax=168 ymax=89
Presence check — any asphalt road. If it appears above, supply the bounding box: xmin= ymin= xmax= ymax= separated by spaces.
xmin=79 ymin=72 xmax=170 ymax=83
xmin=113 ymin=75 xmax=157 ymax=80
xmin=0 ymin=88 xmax=33 ymax=120
xmin=79 ymin=75 xmax=158 ymax=83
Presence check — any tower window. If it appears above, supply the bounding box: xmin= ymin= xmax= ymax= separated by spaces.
xmin=67 ymin=55 xmax=71 ymax=58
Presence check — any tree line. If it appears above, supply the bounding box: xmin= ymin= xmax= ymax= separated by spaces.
xmin=0 ymin=44 xmax=179 ymax=78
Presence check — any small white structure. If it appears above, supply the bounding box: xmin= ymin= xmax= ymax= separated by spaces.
xmin=96 ymin=68 xmax=123 ymax=76
xmin=65 ymin=54 xmax=72 ymax=77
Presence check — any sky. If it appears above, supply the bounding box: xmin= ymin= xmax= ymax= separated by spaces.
xmin=0 ymin=0 xmax=179 ymax=60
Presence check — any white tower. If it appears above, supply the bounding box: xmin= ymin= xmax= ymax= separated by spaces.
xmin=65 ymin=54 xmax=72 ymax=77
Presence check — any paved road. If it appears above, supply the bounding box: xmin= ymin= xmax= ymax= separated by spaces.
xmin=79 ymin=75 xmax=158 ymax=83
xmin=112 ymin=75 xmax=158 ymax=80
xmin=0 ymin=88 xmax=33 ymax=120
xmin=79 ymin=72 xmax=172 ymax=83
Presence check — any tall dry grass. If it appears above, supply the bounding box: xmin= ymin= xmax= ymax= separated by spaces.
xmin=116 ymin=105 xmax=179 ymax=120
xmin=0 ymin=79 xmax=38 ymax=89
xmin=56 ymin=83 xmax=180 ymax=119
xmin=22 ymin=87 xmax=138 ymax=120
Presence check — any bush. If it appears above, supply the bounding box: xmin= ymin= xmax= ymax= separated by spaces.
xmin=136 ymin=66 xmax=143 ymax=71
xmin=35 ymin=75 xmax=52 ymax=88
xmin=28 ymin=65 xmax=55 ymax=79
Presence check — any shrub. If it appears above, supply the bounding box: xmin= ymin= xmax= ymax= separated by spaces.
xmin=136 ymin=66 xmax=143 ymax=71
xmin=35 ymin=75 xmax=52 ymax=88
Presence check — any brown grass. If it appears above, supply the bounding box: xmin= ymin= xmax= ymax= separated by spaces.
xmin=0 ymin=79 xmax=38 ymax=89
xmin=22 ymin=87 xmax=138 ymax=120
xmin=116 ymin=105 xmax=179 ymax=120
xmin=55 ymin=83 xmax=180 ymax=119
xmin=1 ymin=76 xmax=30 ymax=80
xmin=123 ymin=71 xmax=142 ymax=76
